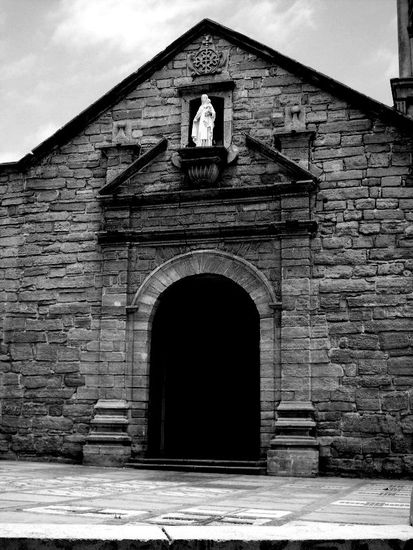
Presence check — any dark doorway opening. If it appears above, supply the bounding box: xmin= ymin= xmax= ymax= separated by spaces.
xmin=148 ymin=274 xmax=260 ymax=460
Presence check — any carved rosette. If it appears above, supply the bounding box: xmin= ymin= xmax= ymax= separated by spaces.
xmin=188 ymin=35 xmax=227 ymax=76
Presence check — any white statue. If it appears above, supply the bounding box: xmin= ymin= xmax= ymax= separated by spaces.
xmin=191 ymin=94 xmax=216 ymax=147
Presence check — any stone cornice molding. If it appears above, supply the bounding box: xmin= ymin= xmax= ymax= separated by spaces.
xmin=97 ymin=220 xmax=318 ymax=245
xmin=99 ymin=181 xmax=315 ymax=207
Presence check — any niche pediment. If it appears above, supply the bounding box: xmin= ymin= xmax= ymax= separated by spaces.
xmin=98 ymin=133 xmax=319 ymax=198
xmin=245 ymin=134 xmax=320 ymax=184
xmin=98 ymin=138 xmax=168 ymax=196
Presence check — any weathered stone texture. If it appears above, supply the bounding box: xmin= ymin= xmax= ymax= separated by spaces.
xmin=1 ymin=31 xmax=412 ymax=475
xmin=0 ymin=140 xmax=101 ymax=460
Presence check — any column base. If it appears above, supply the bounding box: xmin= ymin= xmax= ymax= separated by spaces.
xmin=83 ymin=444 xmax=131 ymax=467
xmin=267 ymin=401 xmax=319 ymax=476
xmin=83 ymin=399 xmax=131 ymax=467
xmin=267 ymin=438 xmax=319 ymax=477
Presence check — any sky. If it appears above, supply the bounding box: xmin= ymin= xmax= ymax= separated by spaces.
xmin=0 ymin=0 xmax=398 ymax=163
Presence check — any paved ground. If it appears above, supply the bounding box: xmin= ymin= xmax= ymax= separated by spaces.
xmin=0 ymin=460 xmax=412 ymax=529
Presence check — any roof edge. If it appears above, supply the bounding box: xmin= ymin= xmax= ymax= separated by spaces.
xmin=9 ymin=18 xmax=413 ymax=169
xmin=15 ymin=19 xmax=213 ymax=168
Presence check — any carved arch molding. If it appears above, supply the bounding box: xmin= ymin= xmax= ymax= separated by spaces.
xmin=127 ymin=249 xmax=278 ymax=453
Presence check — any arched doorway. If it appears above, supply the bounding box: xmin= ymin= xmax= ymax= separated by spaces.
xmin=148 ymin=274 xmax=260 ymax=460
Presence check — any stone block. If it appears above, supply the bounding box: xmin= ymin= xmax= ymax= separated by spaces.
xmin=342 ymin=413 xmax=397 ymax=434
xmin=382 ymin=457 xmax=403 ymax=475
xmin=382 ymin=392 xmax=409 ymax=411
xmin=64 ymin=373 xmax=85 ymax=387
xmin=54 ymin=362 xmax=80 ymax=374
xmin=1 ymin=400 xmax=22 ymax=416
xmin=35 ymin=344 xmax=58 ymax=361
xmin=401 ymin=415 xmax=413 ymax=434
xmin=331 ymin=437 xmax=362 ymax=456
xmin=380 ymin=333 xmax=410 ymax=350
xmin=346 ymin=334 xmax=380 ymax=350
xmin=358 ymin=359 xmax=387 ymax=375
xmin=62 ymin=403 xmax=92 ymax=418
xmin=57 ymin=347 xmax=80 ymax=361
xmin=362 ymin=437 xmax=391 ymax=455
xmin=11 ymin=435 xmax=35 ymax=453
xmin=32 ymin=416 xmax=73 ymax=432
xmin=2 ymin=373 xmax=19 ymax=385
xmin=83 ymin=444 xmax=131 ymax=467
xmin=9 ymin=345 xmax=33 ymax=361
xmin=49 ymin=404 xmax=63 ymax=416
xmin=23 ymin=376 xmax=49 ymax=389
xmin=61 ymin=439 xmax=83 ymax=460
xmin=391 ymin=435 xmax=409 ymax=454
xmin=267 ymin=446 xmax=319 ymax=476
xmin=34 ymin=435 xmax=63 ymax=455
xmin=21 ymin=402 xmax=47 ymax=416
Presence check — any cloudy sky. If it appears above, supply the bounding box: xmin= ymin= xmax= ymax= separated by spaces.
xmin=0 ymin=0 xmax=398 ymax=163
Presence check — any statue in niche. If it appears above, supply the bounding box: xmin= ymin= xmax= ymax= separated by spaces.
xmin=191 ymin=94 xmax=216 ymax=147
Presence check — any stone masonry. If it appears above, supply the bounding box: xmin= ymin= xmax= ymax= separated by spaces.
xmin=0 ymin=19 xmax=412 ymax=476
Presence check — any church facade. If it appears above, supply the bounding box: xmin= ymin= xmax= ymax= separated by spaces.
xmin=1 ymin=17 xmax=413 ymax=477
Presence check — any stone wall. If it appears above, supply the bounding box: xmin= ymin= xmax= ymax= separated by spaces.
xmin=312 ymin=119 xmax=413 ymax=476
xmin=0 ymin=32 xmax=413 ymax=475
xmin=0 ymin=140 xmax=104 ymax=460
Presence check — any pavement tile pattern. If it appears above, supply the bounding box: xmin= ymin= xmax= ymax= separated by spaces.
xmin=0 ymin=460 xmax=412 ymax=527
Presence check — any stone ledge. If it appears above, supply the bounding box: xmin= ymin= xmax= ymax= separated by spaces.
xmin=96 ymin=142 xmax=141 ymax=150
xmin=270 ymin=436 xmax=319 ymax=447
xmin=97 ymin=220 xmax=318 ymax=245
xmin=86 ymin=434 xmax=131 ymax=443
xmin=274 ymin=419 xmax=316 ymax=429
xmin=277 ymin=401 xmax=315 ymax=412
xmin=0 ymin=524 xmax=167 ymax=544
xmin=177 ymin=79 xmax=235 ymax=95
xmin=1 ymin=523 xmax=413 ymax=549
xmin=167 ymin=523 xmax=413 ymax=545
xmin=92 ymin=400 xmax=130 ymax=410
xmin=91 ymin=416 xmax=129 ymax=425
xmin=99 ymin=182 xmax=316 ymax=205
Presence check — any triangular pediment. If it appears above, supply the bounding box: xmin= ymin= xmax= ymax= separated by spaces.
xmin=98 ymin=133 xmax=318 ymax=198
xmin=99 ymin=138 xmax=168 ymax=195
xmin=245 ymin=134 xmax=319 ymax=183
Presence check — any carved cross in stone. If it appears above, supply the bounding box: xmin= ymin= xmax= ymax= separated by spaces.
xmin=187 ymin=35 xmax=227 ymax=76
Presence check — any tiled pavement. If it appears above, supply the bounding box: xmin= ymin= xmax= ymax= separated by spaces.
xmin=0 ymin=460 xmax=412 ymax=528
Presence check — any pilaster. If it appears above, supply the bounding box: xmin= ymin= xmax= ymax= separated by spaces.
xmin=266 ymin=201 xmax=319 ymax=476
xmin=83 ymin=242 xmax=131 ymax=466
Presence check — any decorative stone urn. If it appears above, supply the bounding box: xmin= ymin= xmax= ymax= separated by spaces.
xmin=178 ymin=146 xmax=228 ymax=188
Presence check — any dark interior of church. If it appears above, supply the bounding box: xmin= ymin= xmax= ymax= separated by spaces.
xmin=148 ymin=274 xmax=260 ymax=460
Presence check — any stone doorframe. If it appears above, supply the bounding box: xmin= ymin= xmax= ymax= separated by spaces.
xmin=126 ymin=249 xmax=279 ymax=457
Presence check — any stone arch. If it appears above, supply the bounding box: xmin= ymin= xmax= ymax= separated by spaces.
xmin=127 ymin=249 xmax=278 ymax=456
